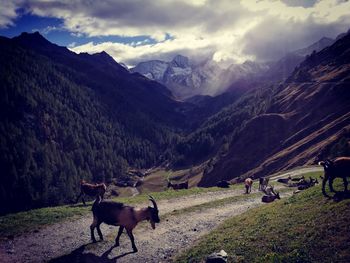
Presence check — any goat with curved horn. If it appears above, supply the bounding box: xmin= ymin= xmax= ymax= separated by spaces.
xmin=148 ymin=195 xmax=158 ymax=210
xmin=90 ymin=195 xmax=160 ymax=252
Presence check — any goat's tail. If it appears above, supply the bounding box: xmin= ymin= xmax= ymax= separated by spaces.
xmin=92 ymin=195 xmax=102 ymax=211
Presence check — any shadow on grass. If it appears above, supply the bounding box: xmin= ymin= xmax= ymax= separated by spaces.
xmin=333 ymin=191 xmax=350 ymax=202
xmin=49 ymin=244 xmax=136 ymax=263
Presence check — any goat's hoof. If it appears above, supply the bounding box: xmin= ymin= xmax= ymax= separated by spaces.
xmin=92 ymin=239 xmax=97 ymax=243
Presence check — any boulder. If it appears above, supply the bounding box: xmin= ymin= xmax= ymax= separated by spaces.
xmin=206 ymin=250 xmax=228 ymax=263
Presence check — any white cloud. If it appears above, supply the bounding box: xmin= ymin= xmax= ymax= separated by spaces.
xmin=68 ymin=41 xmax=76 ymax=48
xmin=0 ymin=0 xmax=23 ymax=28
xmin=2 ymin=0 xmax=350 ymax=64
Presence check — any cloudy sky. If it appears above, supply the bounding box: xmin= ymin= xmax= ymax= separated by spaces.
xmin=0 ymin=0 xmax=349 ymax=67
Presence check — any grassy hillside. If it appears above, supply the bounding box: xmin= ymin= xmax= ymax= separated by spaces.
xmin=176 ymin=174 xmax=350 ymax=262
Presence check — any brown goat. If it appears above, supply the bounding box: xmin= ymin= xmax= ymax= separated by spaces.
xmin=76 ymin=180 xmax=107 ymax=206
xmin=167 ymin=180 xmax=188 ymax=190
xmin=244 ymin=178 xmax=253 ymax=194
xmin=319 ymin=157 xmax=350 ymax=197
xmin=90 ymin=195 xmax=159 ymax=252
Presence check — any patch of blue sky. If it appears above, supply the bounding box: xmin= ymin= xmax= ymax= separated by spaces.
xmin=0 ymin=13 xmax=169 ymax=48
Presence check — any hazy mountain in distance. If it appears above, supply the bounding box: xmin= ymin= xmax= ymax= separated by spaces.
xmin=263 ymin=36 xmax=335 ymax=81
xmin=131 ymin=55 xmax=225 ymax=99
xmin=132 ymin=36 xmax=336 ymax=99
xmin=198 ymin=31 xmax=350 ymax=186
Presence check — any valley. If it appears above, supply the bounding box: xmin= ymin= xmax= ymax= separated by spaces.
xmin=1 ymin=30 xmax=350 ymax=215
xmin=1 ymin=2 xmax=350 ymax=263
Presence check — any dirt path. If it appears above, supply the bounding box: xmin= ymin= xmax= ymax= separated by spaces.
xmin=0 ymin=167 xmax=322 ymax=263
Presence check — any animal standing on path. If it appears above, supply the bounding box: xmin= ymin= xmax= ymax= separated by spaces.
xmin=90 ymin=195 xmax=160 ymax=252
xmin=76 ymin=180 xmax=107 ymax=206
xmin=259 ymin=177 xmax=269 ymax=191
xmin=244 ymin=178 xmax=253 ymax=194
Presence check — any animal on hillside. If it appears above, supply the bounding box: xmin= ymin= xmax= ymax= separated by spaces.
xmin=319 ymin=157 xmax=350 ymax=197
xmin=297 ymin=177 xmax=318 ymax=190
xmin=259 ymin=177 xmax=269 ymax=191
xmin=76 ymin=180 xmax=107 ymax=206
xmin=244 ymin=178 xmax=253 ymax=194
xmin=291 ymin=175 xmax=305 ymax=182
xmin=167 ymin=180 xmax=189 ymax=190
xmin=277 ymin=175 xmax=291 ymax=184
xmin=90 ymin=195 xmax=159 ymax=252
xmin=262 ymin=185 xmax=276 ymax=196
xmin=262 ymin=188 xmax=280 ymax=203
xmin=216 ymin=180 xmax=230 ymax=188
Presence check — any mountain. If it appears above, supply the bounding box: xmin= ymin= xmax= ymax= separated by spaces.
xmin=263 ymin=37 xmax=335 ymax=82
xmin=0 ymin=32 xmax=189 ymax=214
xmin=132 ymin=36 xmax=335 ymax=100
xmin=294 ymin=37 xmax=334 ymax=57
xmin=198 ymin=32 xmax=350 ymax=186
xmin=131 ymin=55 xmax=225 ymax=99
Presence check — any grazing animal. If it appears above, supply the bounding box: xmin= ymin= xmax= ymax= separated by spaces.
xmin=277 ymin=175 xmax=291 ymax=184
xmin=297 ymin=177 xmax=318 ymax=190
xmin=90 ymin=195 xmax=159 ymax=252
xmin=167 ymin=180 xmax=189 ymax=190
xmin=262 ymin=188 xmax=280 ymax=203
xmin=291 ymin=175 xmax=305 ymax=182
xmin=244 ymin=178 xmax=253 ymax=194
xmin=216 ymin=180 xmax=230 ymax=188
xmin=76 ymin=180 xmax=107 ymax=206
xmin=319 ymin=157 xmax=350 ymax=197
xmin=259 ymin=177 xmax=269 ymax=191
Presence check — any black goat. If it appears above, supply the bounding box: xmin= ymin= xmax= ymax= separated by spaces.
xmin=167 ymin=180 xmax=189 ymax=190
xmin=216 ymin=180 xmax=230 ymax=188
xmin=319 ymin=157 xmax=350 ymax=197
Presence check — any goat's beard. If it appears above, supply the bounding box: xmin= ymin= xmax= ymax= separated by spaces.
xmin=150 ymin=221 xmax=156 ymax=229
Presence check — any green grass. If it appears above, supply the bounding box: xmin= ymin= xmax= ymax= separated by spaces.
xmin=175 ymin=174 xmax=350 ymax=263
xmin=0 ymin=185 xmax=237 ymax=238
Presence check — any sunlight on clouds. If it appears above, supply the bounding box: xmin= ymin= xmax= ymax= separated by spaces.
xmin=2 ymin=0 xmax=350 ymax=65
xmin=0 ymin=0 xmax=21 ymax=28
xmin=241 ymin=0 xmax=350 ymax=23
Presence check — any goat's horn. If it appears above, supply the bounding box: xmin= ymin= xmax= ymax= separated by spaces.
xmin=148 ymin=195 xmax=158 ymax=210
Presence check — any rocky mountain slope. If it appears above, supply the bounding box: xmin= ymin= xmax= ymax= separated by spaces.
xmin=131 ymin=55 xmax=225 ymax=99
xmin=199 ymin=32 xmax=350 ymax=186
